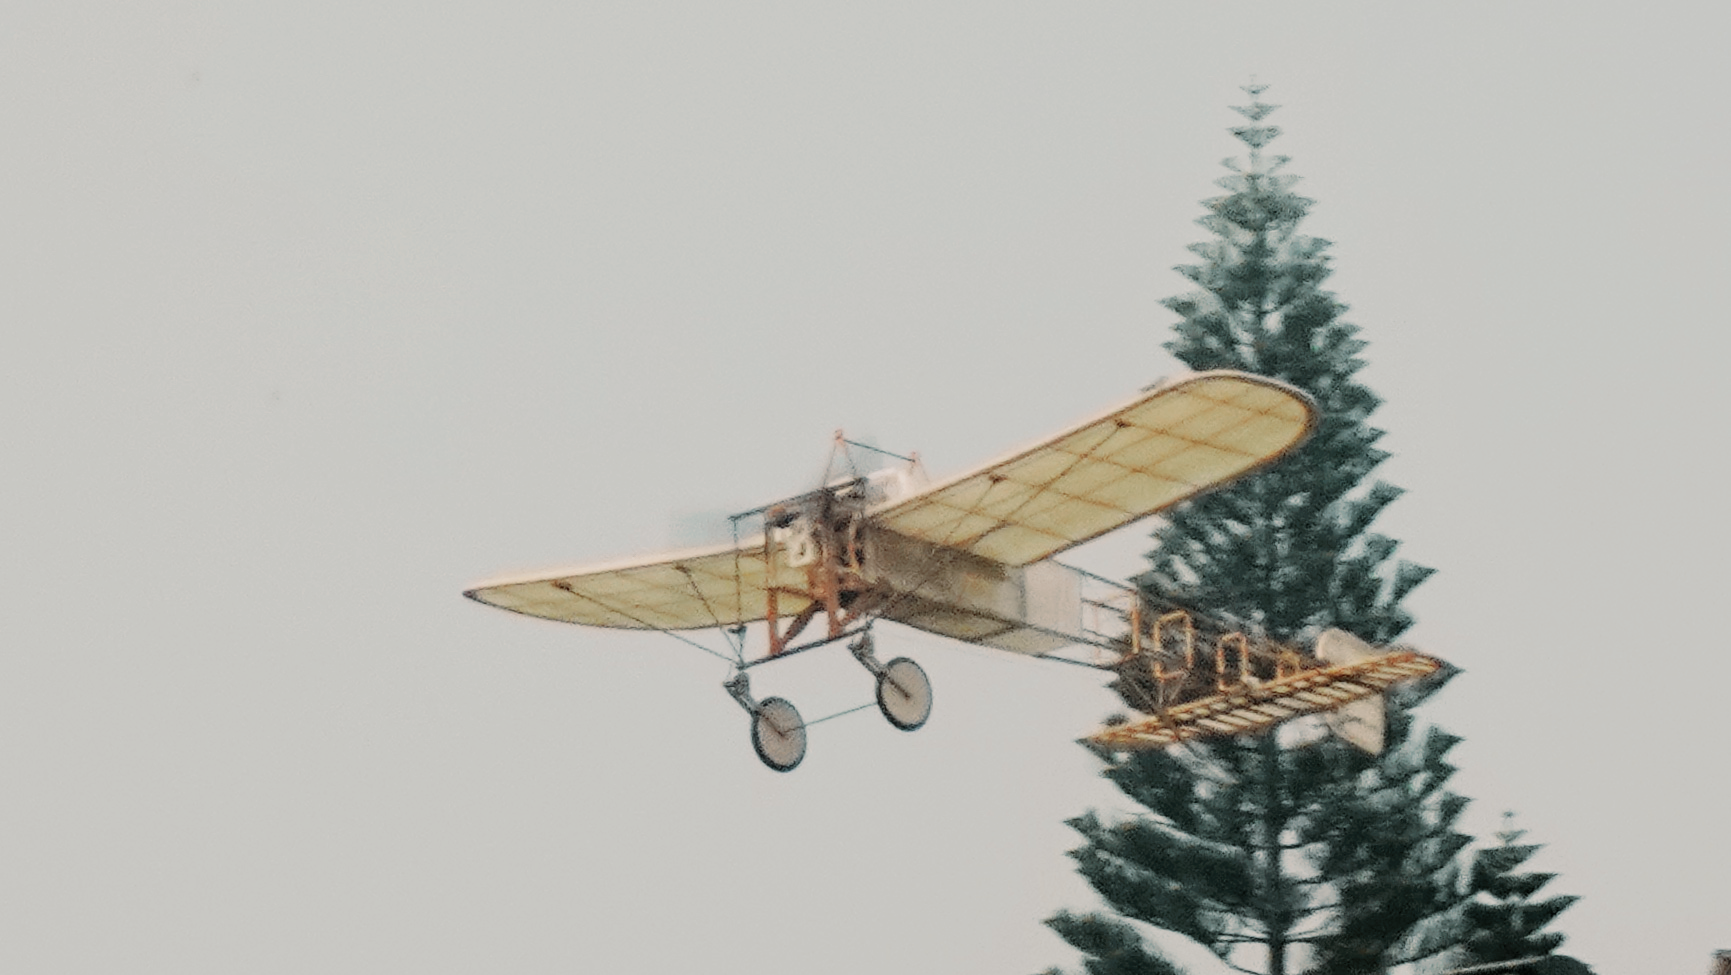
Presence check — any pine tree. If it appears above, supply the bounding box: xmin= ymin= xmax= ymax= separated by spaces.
xmin=1457 ymin=813 xmax=1585 ymax=971
xmin=1045 ymin=86 xmax=1472 ymax=975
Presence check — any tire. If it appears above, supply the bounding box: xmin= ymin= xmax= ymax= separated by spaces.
xmin=751 ymin=697 xmax=807 ymax=772
xmin=875 ymin=657 xmax=932 ymax=731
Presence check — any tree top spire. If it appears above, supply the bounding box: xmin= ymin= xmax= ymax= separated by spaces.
xmin=1231 ymin=82 xmax=1281 ymax=156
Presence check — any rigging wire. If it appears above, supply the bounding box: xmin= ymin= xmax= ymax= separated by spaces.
xmin=675 ymin=563 xmax=742 ymax=664
xmin=550 ymin=581 xmax=737 ymax=665
xmin=1034 ymin=653 xmax=1115 ymax=671
xmin=839 ymin=438 xmax=916 ymax=464
xmin=814 ymin=430 xmax=860 ymax=489
xmin=803 ymin=702 xmax=877 ymax=727
xmin=726 ymin=514 xmax=749 ymax=665
xmin=675 ymin=564 xmax=723 ymax=630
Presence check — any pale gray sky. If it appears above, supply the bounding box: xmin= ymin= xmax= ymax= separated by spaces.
xmin=2 ymin=4 xmax=1725 ymax=973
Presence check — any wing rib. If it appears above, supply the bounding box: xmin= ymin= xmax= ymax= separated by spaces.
xmin=869 ymin=372 xmax=1316 ymax=566
xmin=548 ymin=580 xmax=736 ymax=663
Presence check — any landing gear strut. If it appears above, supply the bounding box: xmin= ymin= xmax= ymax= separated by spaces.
xmin=724 ymin=630 xmax=931 ymax=771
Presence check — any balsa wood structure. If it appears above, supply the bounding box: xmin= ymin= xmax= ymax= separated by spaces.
xmin=1090 ymin=644 xmax=1442 ymax=751
xmin=466 ymin=371 xmax=1443 ymax=771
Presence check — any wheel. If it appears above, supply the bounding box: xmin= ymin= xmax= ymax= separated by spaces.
xmin=875 ymin=657 xmax=932 ymax=731
xmin=751 ymin=697 xmax=807 ymax=772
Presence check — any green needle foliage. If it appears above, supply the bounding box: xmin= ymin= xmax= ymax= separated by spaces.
xmin=1044 ymin=86 xmax=1480 ymax=975
xmin=1458 ymin=814 xmax=1587 ymax=971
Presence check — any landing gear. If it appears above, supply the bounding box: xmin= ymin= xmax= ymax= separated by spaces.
xmin=724 ymin=629 xmax=928 ymax=771
xmin=874 ymin=657 xmax=932 ymax=731
xmin=751 ymin=697 xmax=807 ymax=772
xmin=726 ymin=672 xmax=807 ymax=772
xmin=851 ymin=633 xmax=932 ymax=732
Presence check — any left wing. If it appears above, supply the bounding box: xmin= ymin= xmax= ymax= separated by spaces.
xmin=869 ymin=371 xmax=1316 ymax=566
xmin=464 ymin=539 xmax=803 ymax=632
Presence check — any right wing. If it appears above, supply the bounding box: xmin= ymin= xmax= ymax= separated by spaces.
xmin=464 ymin=539 xmax=807 ymax=632
xmin=869 ymin=371 xmax=1316 ymax=566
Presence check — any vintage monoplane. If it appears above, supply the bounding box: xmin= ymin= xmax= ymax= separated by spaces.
xmin=465 ymin=371 xmax=1442 ymax=771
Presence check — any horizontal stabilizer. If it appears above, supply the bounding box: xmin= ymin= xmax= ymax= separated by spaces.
xmin=1086 ymin=635 xmax=1439 ymax=753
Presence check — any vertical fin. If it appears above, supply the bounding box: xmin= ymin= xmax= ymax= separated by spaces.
xmin=1315 ymin=628 xmax=1386 ymax=754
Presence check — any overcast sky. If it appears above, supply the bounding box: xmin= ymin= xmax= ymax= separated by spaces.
xmin=2 ymin=3 xmax=1726 ymax=974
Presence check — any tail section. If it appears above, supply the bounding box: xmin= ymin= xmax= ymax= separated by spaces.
xmin=1315 ymin=628 xmax=1386 ymax=754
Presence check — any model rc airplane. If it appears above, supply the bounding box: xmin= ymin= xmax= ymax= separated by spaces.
xmin=465 ymin=371 xmax=1442 ymax=771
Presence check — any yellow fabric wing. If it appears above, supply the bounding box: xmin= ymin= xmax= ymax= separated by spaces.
xmin=464 ymin=540 xmax=805 ymax=631
xmin=870 ymin=371 xmax=1316 ymax=566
